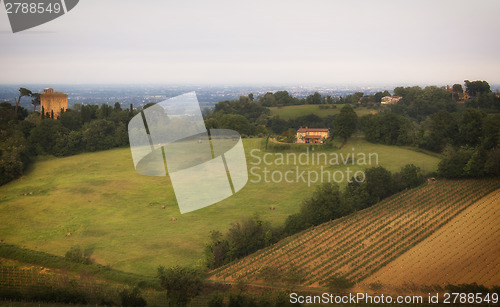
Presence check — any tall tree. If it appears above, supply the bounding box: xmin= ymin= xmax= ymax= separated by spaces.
xmin=452 ymin=83 xmax=463 ymax=93
xmin=157 ymin=266 xmax=203 ymax=307
xmin=306 ymin=92 xmax=323 ymax=104
xmin=464 ymin=80 xmax=491 ymax=98
xmin=421 ymin=110 xmax=459 ymax=152
xmin=16 ymin=88 xmax=32 ymax=115
xmin=31 ymin=93 xmax=40 ymax=112
xmin=364 ymin=166 xmax=394 ymax=203
xmin=459 ymin=108 xmax=486 ymax=146
xmin=333 ymin=105 xmax=358 ymax=143
xmin=452 ymin=84 xmax=463 ymax=100
xmin=300 ymin=182 xmax=350 ymax=226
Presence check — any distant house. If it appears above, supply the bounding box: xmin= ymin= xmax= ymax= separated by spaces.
xmin=296 ymin=127 xmax=329 ymax=144
xmin=380 ymin=96 xmax=402 ymax=105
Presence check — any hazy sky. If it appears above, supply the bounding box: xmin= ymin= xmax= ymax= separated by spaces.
xmin=1 ymin=0 xmax=499 ymax=85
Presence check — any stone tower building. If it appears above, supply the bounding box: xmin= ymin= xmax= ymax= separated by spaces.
xmin=40 ymin=88 xmax=68 ymax=118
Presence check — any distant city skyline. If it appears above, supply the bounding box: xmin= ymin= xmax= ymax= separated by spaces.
xmin=1 ymin=0 xmax=499 ymax=85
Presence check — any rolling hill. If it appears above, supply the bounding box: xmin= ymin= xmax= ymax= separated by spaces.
xmin=209 ymin=179 xmax=500 ymax=288
xmin=0 ymin=137 xmax=440 ymax=276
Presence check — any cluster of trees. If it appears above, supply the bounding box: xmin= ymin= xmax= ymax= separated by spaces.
xmin=418 ymin=109 xmax=499 ymax=152
xmin=204 ymin=215 xmax=281 ymax=269
xmin=438 ymin=145 xmax=500 ymax=178
xmin=157 ymin=266 xmax=204 ymax=307
xmin=258 ymin=90 xmax=337 ymax=107
xmin=389 ymin=82 xmax=499 ymax=121
xmin=390 ymin=85 xmax=458 ymax=121
xmin=205 ymin=164 xmax=425 ymax=269
xmin=0 ymin=95 xmax=138 ymax=185
xmin=1 ymin=102 xmax=32 ymax=185
xmin=64 ymin=246 xmax=94 ymax=265
xmin=204 ymin=96 xmax=269 ymax=137
xmin=361 ymin=113 xmax=416 ymax=146
xmin=338 ymin=90 xmax=391 ymax=104
xmin=464 ymin=80 xmax=491 ymax=98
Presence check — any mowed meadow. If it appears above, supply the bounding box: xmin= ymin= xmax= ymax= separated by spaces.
xmin=0 ymin=137 xmax=440 ymax=276
xmin=268 ymin=104 xmax=375 ymax=120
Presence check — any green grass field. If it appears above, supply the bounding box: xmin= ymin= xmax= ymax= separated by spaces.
xmin=0 ymin=137 xmax=440 ymax=277
xmin=268 ymin=104 xmax=376 ymax=120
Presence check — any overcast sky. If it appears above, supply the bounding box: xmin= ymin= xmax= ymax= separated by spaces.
xmin=0 ymin=0 xmax=499 ymax=85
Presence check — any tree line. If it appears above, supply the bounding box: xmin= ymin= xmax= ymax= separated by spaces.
xmin=359 ymin=83 xmax=500 ymax=178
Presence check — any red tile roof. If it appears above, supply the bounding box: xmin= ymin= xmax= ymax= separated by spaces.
xmin=297 ymin=128 xmax=329 ymax=133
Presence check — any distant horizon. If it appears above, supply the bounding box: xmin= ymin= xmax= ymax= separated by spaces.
xmin=1 ymin=81 xmax=499 ymax=87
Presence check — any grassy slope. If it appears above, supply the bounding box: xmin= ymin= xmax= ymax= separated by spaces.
xmin=209 ymin=179 xmax=500 ymax=288
xmin=268 ymin=104 xmax=375 ymax=120
xmin=0 ymin=137 xmax=439 ymax=276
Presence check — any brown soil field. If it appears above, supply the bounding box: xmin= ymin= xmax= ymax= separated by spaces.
xmin=363 ymin=188 xmax=500 ymax=288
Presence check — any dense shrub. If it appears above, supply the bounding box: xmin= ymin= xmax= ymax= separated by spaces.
xmin=65 ymin=245 xmax=94 ymax=264
xmin=157 ymin=265 xmax=203 ymax=307
xmin=119 ymin=287 xmax=147 ymax=307
xmin=0 ymin=129 xmax=30 ymax=185
xmin=326 ymin=274 xmax=355 ymax=292
xmin=205 ymin=215 xmax=281 ymax=269
xmin=207 ymin=292 xmax=225 ymax=307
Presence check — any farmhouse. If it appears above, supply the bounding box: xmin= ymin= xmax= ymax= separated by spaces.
xmin=296 ymin=127 xmax=329 ymax=144
xmin=380 ymin=95 xmax=402 ymax=105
